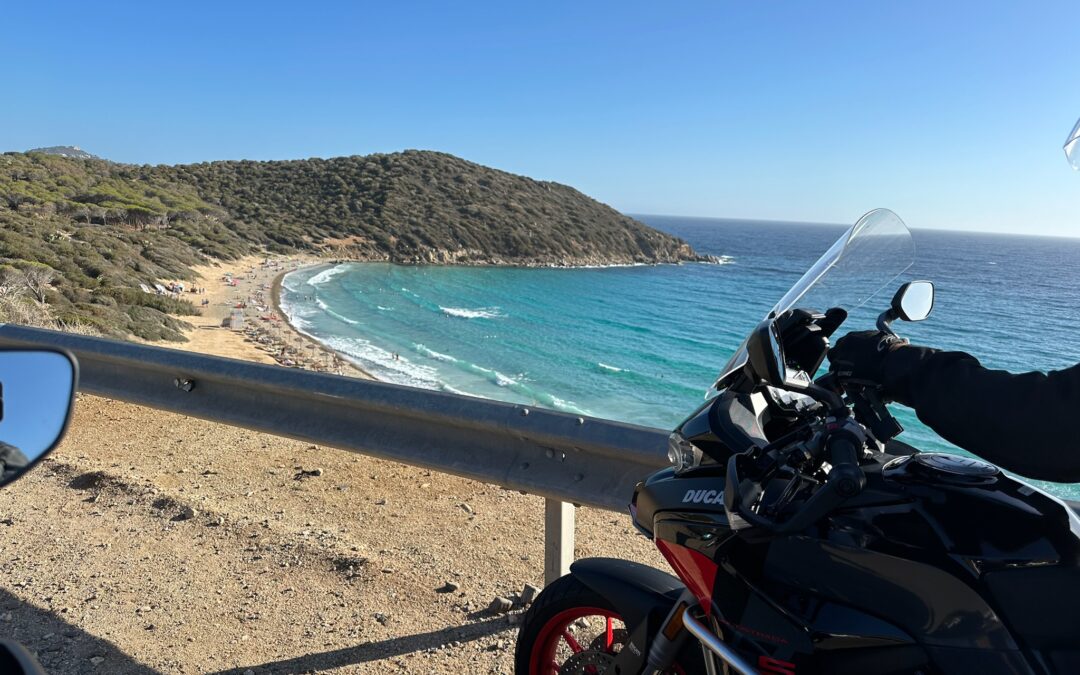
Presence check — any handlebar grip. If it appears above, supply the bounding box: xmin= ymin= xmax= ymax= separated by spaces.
xmin=826 ymin=432 xmax=866 ymax=498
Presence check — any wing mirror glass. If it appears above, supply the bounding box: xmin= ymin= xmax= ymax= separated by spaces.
xmin=0 ymin=350 xmax=77 ymax=488
xmin=892 ymin=280 xmax=935 ymax=322
xmin=1065 ymin=117 xmax=1080 ymax=171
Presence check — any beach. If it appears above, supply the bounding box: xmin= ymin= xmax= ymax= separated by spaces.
xmin=168 ymin=255 xmax=375 ymax=380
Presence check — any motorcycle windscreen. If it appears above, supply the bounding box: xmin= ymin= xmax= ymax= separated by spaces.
xmin=713 ymin=208 xmax=914 ymax=390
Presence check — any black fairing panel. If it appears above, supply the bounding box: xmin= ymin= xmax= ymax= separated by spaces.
xmin=766 ymin=537 xmax=1017 ymax=649
xmin=569 ymin=557 xmax=683 ymax=629
xmin=985 ymin=565 xmax=1080 ymax=668
xmin=676 ymin=391 xmax=766 ymax=466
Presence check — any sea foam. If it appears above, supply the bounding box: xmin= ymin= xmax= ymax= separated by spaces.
xmin=307 ymin=264 xmax=350 ymax=287
xmin=439 ymin=306 xmax=503 ymax=319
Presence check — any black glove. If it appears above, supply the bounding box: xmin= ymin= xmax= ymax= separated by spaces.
xmin=828 ymin=330 xmax=909 ymax=384
xmin=828 ymin=331 xmax=940 ymax=406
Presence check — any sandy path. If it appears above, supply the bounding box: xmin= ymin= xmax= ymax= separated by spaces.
xmin=0 ymin=256 xmax=670 ymax=673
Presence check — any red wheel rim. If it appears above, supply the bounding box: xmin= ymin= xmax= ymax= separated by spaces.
xmin=529 ymin=605 xmax=620 ymax=675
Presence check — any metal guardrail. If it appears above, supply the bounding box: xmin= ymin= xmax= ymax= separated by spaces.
xmin=2 ymin=324 xmax=1077 ymax=585
xmin=0 ymin=324 xmax=670 ymax=582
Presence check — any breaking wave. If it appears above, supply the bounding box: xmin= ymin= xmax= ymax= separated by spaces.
xmin=307 ymin=264 xmax=350 ymax=287
xmin=439 ymin=306 xmax=504 ymax=319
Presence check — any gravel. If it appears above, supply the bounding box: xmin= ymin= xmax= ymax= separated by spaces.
xmin=0 ymin=394 xmax=667 ymax=673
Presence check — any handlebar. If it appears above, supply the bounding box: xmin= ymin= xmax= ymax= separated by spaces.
xmin=724 ymin=420 xmax=866 ymax=534
xmin=826 ymin=429 xmax=867 ymax=498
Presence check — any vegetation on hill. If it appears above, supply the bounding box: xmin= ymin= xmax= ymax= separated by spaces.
xmin=26 ymin=145 xmax=98 ymax=159
xmin=0 ymin=149 xmax=706 ymax=340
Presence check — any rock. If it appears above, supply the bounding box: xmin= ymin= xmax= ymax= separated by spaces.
xmin=172 ymin=506 xmax=197 ymax=521
xmin=375 ymin=498 xmax=387 ymax=506
xmin=437 ymin=581 xmax=460 ymax=594
xmin=89 ymin=656 xmax=105 ymax=666
xmin=489 ymin=596 xmax=513 ymax=614
xmin=459 ymin=503 xmax=474 ymax=515
xmin=573 ymin=617 xmax=591 ymax=629
xmin=520 ymin=583 xmax=541 ymax=607
xmin=374 ymin=612 xmax=389 ymax=625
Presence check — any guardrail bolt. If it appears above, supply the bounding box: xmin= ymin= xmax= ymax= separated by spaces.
xmin=545 ymin=449 xmax=554 ymax=459
xmin=576 ymin=417 xmax=585 ymax=425
xmin=174 ymin=378 xmax=195 ymax=392
xmin=521 ymin=408 xmax=530 ymax=416
xmin=574 ymin=473 xmax=584 ymax=482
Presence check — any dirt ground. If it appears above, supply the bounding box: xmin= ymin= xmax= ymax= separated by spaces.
xmin=0 ymin=257 xmax=668 ymax=674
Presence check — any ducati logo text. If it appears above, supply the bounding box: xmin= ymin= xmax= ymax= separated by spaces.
xmin=682 ymin=489 xmax=724 ymax=505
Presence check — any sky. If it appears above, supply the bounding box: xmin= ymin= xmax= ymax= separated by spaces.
xmin=3 ymin=1 xmax=1078 ymax=236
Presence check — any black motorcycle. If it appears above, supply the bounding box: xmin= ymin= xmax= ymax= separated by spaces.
xmin=514 ymin=209 xmax=1080 ymax=674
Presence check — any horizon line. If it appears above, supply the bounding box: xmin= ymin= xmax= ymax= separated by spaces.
xmin=629 ymin=212 xmax=1080 ymax=242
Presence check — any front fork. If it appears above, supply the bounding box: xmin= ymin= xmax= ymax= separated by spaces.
xmin=612 ymin=589 xmax=759 ymax=675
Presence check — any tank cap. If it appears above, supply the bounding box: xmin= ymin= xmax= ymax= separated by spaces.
xmin=914 ymin=452 xmax=1000 ymax=478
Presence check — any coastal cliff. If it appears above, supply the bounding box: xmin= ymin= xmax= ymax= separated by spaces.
xmin=0 ymin=149 xmax=708 ymax=340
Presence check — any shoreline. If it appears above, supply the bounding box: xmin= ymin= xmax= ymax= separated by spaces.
xmin=269 ymin=262 xmax=378 ymax=380
xmin=171 ymin=255 xmax=376 ymax=380
xmin=179 ymin=253 xmax=729 ymax=392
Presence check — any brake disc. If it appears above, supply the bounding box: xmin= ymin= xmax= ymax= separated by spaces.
xmin=560 ymin=649 xmax=616 ymax=674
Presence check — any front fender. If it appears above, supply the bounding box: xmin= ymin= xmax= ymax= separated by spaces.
xmin=570 ymin=557 xmax=684 ymax=629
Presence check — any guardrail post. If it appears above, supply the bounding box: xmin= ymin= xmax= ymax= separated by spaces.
xmin=544 ymin=498 xmax=575 ymax=586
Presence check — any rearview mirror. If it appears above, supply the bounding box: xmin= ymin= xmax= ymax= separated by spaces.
xmin=0 ymin=349 xmax=77 ymax=488
xmin=891 ymin=281 xmax=935 ymax=322
xmin=1066 ymin=117 xmax=1080 ymax=171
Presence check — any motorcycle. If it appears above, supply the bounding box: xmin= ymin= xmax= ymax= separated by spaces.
xmin=0 ymin=347 xmax=79 ymax=675
xmin=514 ymin=209 xmax=1080 ymax=674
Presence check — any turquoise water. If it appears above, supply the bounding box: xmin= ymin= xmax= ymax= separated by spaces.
xmin=280 ymin=216 xmax=1080 ymax=498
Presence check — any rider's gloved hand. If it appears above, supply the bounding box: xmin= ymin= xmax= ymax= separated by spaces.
xmin=828 ymin=331 xmax=936 ymax=406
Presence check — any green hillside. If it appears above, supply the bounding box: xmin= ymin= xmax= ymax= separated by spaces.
xmin=0 ymin=150 xmax=706 ymax=340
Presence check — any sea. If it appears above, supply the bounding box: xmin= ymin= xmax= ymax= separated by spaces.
xmin=279 ymin=215 xmax=1080 ymax=498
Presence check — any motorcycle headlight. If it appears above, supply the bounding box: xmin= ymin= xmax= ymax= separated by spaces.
xmin=667 ymin=431 xmax=699 ymax=474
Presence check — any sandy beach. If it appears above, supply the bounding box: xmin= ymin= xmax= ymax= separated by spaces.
xmin=168 ymin=255 xmax=375 ymax=380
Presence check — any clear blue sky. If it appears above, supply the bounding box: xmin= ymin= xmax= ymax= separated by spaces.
xmin=3 ymin=1 xmax=1078 ymax=236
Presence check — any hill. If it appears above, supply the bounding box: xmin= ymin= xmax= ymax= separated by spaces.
xmin=26 ymin=145 xmax=99 ymax=159
xmin=0 ymin=150 xmax=707 ymax=341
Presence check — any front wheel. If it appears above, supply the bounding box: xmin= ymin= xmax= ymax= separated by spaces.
xmin=514 ymin=574 xmax=688 ymax=674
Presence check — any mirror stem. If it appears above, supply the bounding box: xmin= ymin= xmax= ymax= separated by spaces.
xmin=876 ymin=308 xmax=898 ymax=336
